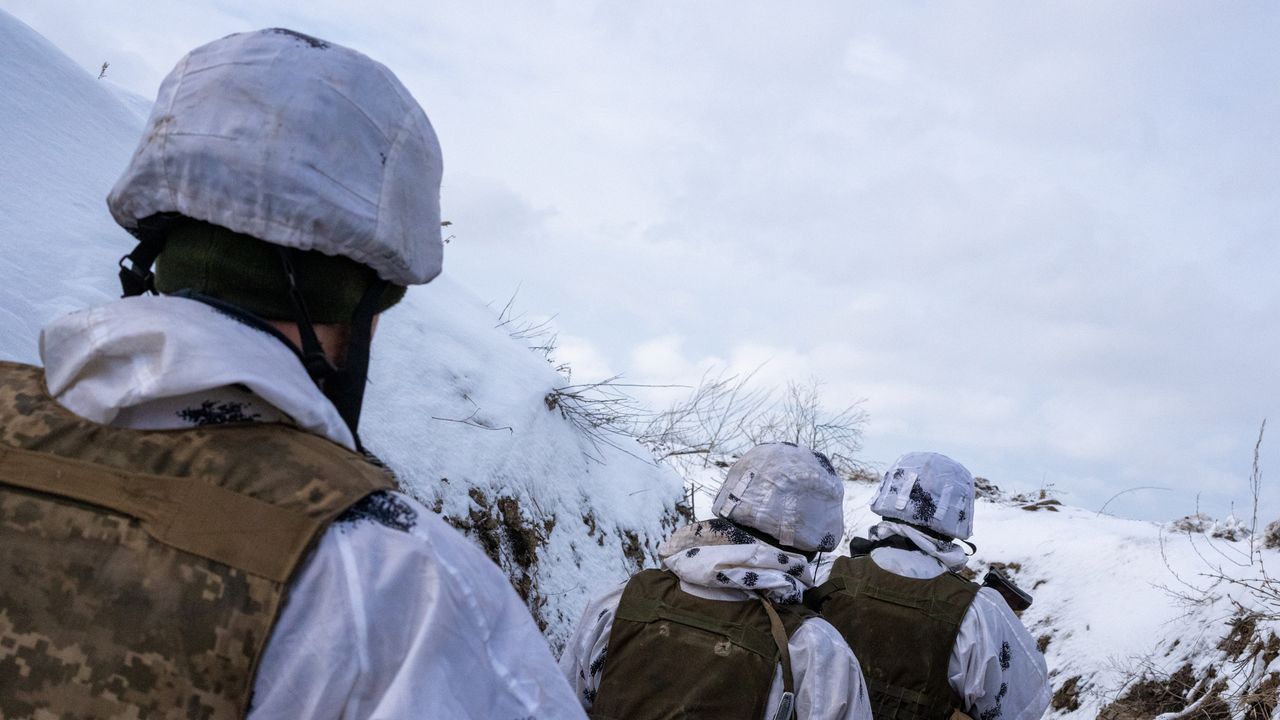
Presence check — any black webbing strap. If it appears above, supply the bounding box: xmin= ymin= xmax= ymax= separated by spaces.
xmin=275 ymin=247 xmax=387 ymax=448
xmin=848 ymin=533 xmax=919 ymax=557
xmin=118 ymin=213 xmax=187 ymax=297
xmin=323 ymin=274 xmax=387 ymax=441
xmin=806 ymin=573 xmax=847 ymax=607
xmin=118 ymin=237 xmax=165 ymax=297
xmin=277 ymin=247 xmax=338 ymax=382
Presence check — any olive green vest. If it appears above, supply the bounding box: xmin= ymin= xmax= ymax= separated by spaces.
xmin=0 ymin=361 xmax=395 ymax=719
xmin=807 ymin=555 xmax=979 ymax=720
xmin=590 ymin=568 xmax=815 ymax=720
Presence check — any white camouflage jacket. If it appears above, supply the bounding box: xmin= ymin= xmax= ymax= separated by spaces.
xmin=815 ymin=522 xmax=1051 ymax=720
xmin=559 ymin=519 xmax=873 ymax=720
xmin=40 ymin=295 xmax=586 ymax=720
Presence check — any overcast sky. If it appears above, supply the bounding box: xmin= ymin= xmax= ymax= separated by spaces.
xmin=7 ymin=0 xmax=1278 ymax=522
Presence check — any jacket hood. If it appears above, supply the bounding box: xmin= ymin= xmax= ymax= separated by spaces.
xmin=40 ymin=295 xmax=354 ymax=449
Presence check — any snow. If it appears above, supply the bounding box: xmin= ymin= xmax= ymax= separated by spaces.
xmin=3 ymin=9 xmax=1278 ymax=714
xmin=0 ymin=11 xmax=142 ymax=363
xmin=0 ymin=8 xmax=683 ymax=651
xmin=837 ymin=479 xmax=1280 ymax=718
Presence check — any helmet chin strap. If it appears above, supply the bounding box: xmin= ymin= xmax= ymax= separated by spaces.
xmin=277 ymin=247 xmax=386 ymax=450
xmin=118 ymin=230 xmax=384 ymax=451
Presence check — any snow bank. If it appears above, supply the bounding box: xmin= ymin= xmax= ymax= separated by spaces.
xmin=8 ymin=9 xmax=1276 ymax=707
xmin=0 ymin=11 xmax=143 ymax=362
xmin=364 ymin=280 xmax=685 ymax=644
xmin=0 ymin=9 xmax=683 ymax=650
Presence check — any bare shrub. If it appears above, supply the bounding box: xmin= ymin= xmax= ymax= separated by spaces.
xmin=494 ymin=291 xmax=563 ymax=371
xmin=490 ymin=296 xmax=869 ymax=505
xmin=1160 ymin=421 xmax=1277 ymax=620
xmin=1264 ymin=519 xmax=1280 ymax=551
xmin=638 ymin=370 xmax=868 ymax=509
xmin=1146 ymin=420 xmax=1280 ymax=718
xmin=641 ymin=370 xmax=867 ymax=476
xmin=545 ymin=377 xmax=656 ymax=464
xmin=743 ymin=379 xmax=868 ymax=478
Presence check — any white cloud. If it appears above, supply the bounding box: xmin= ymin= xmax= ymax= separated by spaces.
xmin=7 ymin=1 xmax=1278 ymax=523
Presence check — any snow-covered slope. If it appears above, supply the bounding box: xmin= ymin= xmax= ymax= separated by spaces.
xmin=5 ymin=12 xmax=1278 ymax=716
xmin=0 ymin=11 xmax=143 ymax=362
xmin=0 ymin=9 xmax=684 ymax=651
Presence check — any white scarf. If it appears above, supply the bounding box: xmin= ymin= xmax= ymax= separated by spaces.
xmin=658 ymin=519 xmax=815 ymax=604
xmin=868 ymin=520 xmax=970 ymax=571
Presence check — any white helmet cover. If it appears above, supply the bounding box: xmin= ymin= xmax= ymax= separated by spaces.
xmin=107 ymin=28 xmax=443 ymax=286
xmin=870 ymin=451 xmax=975 ymax=540
xmin=711 ymin=443 xmax=844 ymax=553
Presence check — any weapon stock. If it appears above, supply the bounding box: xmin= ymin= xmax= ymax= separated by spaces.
xmin=981 ymin=567 xmax=1033 ymax=612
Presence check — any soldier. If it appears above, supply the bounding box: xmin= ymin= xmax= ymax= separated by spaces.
xmin=0 ymin=29 xmax=583 ymax=719
xmin=560 ymin=442 xmax=873 ymax=720
xmin=808 ymin=452 xmax=1050 ymax=720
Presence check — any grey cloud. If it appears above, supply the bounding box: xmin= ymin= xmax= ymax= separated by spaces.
xmin=7 ymin=1 xmax=1278 ymax=522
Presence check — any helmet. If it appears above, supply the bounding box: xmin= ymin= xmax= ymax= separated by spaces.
xmin=870 ymin=452 xmax=974 ymax=540
xmin=108 ymin=28 xmax=443 ymax=286
xmin=711 ymin=443 xmax=844 ymax=553
xmin=106 ymin=28 xmax=443 ymax=445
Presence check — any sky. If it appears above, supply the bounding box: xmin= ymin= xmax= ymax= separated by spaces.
xmin=6 ymin=0 xmax=1278 ymax=523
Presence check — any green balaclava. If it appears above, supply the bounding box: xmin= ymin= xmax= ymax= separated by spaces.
xmin=155 ymin=221 xmax=406 ymax=323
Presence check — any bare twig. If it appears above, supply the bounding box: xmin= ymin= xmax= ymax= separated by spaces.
xmin=1096 ymin=486 xmax=1171 ymax=516
xmin=430 ymin=409 xmax=514 ymax=433
xmin=1248 ymin=419 xmax=1265 ymax=558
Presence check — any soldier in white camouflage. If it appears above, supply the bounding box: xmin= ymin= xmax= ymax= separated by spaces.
xmin=560 ymin=442 xmax=873 ymax=720
xmin=809 ymin=452 xmax=1051 ymax=720
xmin=0 ymin=28 xmax=583 ymax=719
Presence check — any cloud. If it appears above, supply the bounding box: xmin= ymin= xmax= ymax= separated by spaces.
xmin=7 ymin=1 xmax=1278 ymax=523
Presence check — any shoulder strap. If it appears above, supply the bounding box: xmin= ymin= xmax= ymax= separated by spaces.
xmin=0 ymin=444 xmax=346 ymax=583
xmin=0 ymin=360 xmax=395 ymax=583
xmin=806 ymin=556 xmax=853 ymax=608
xmin=758 ymin=596 xmax=796 ymax=720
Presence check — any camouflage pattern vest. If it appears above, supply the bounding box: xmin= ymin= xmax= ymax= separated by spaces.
xmin=0 ymin=361 xmax=395 ymax=719
xmin=590 ymin=568 xmax=815 ymax=720
xmin=807 ymin=554 xmax=980 ymax=720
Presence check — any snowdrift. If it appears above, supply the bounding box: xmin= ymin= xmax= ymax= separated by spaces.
xmin=4 ymin=12 xmax=1278 ymax=717
xmin=0 ymin=9 xmax=683 ymax=650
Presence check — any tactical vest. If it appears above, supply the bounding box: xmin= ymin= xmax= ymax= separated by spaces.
xmin=0 ymin=361 xmax=395 ymax=719
xmin=807 ymin=554 xmax=979 ymax=720
xmin=590 ymin=568 xmax=815 ymax=720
